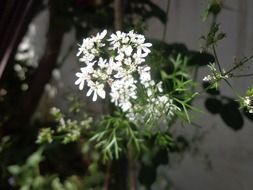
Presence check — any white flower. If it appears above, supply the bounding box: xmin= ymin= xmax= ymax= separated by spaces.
xmin=156 ymin=82 xmax=163 ymax=92
xmin=138 ymin=66 xmax=151 ymax=86
xmin=75 ymin=66 xmax=94 ymax=90
xmin=110 ymin=90 xmax=120 ymax=105
xmin=94 ymin=29 xmax=107 ymax=42
xmin=244 ymin=96 xmax=251 ymax=105
xmin=120 ymin=101 xmax=132 ymax=112
xmin=79 ymin=53 xmax=95 ymax=63
xmin=75 ymin=30 xmax=182 ymax=125
xmin=133 ymin=52 xmax=145 ymax=65
xmin=98 ymin=58 xmax=107 ymax=69
xmin=122 ymin=45 xmax=133 ymax=56
xmin=108 ymin=31 xmax=123 ymax=44
xmin=147 ymin=88 xmax=152 ymax=97
xmin=203 ymin=75 xmax=212 ymax=82
xmin=122 ymin=36 xmax=130 ymax=44
xmin=108 ymin=58 xmax=121 ymax=72
xmin=86 ymin=81 xmax=106 ymax=101
xmin=77 ymin=38 xmax=94 ymax=57
xmin=115 ymin=53 xmax=124 ymax=62
xmin=135 ymin=34 xmax=145 ymax=44
xmin=128 ymin=30 xmax=138 ymax=42
xmin=244 ymin=96 xmax=253 ymax=113
xmin=137 ymin=43 xmax=152 ymax=57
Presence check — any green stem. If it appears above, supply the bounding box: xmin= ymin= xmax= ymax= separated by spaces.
xmin=212 ymin=45 xmax=223 ymax=73
xmin=224 ymin=55 xmax=253 ymax=76
xmin=232 ymin=73 xmax=253 ymax=78
xmin=128 ymin=145 xmax=136 ymax=190
xmin=162 ymin=0 xmax=171 ymax=41
xmin=223 ymin=78 xmax=241 ymax=98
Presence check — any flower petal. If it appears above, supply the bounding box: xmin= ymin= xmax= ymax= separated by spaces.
xmin=92 ymin=92 xmax=97 ymax=101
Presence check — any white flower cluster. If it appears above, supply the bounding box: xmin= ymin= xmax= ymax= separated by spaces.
xmin=126 ymin=83 xmax=180 ymax=124
xmin=75 ymin=30 xmax=179 ymax=123
xmin=243 ymin=96 xmax=253 ymax=113
xmin=203 ymin=63 xmax=229 ymax=82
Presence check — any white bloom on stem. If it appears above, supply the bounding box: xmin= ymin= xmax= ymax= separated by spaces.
xmin=122 ymin=45 xmax=133 ymax=56
xmin=94 ymin=29 xmax=107 ymax=43
xmin=74 ymin=29 xmax=182 ymax=124
xmin=147 ymin=88 xmax=152 ymax=97
xmin=133 ymin=52 xmax=145 ymax=65
xmin=79 ymin=53 xmax=95 ymax=63
xmin=120 ymin=101 xmax=132 ymax=112
xmin=98 ymin=57 xmax=108 ymax=69
xmin=243 ymin=96 xmax=253 ymax=113
xmin=138 ymin=66 xmax=151 ymax=86
xmin=137 ymin=43 xmax=152 ymax=58
xmin=108 ymin=31 xmax=123 ymax=44
xmin=156 ymin=82 xmax=163 ymax=92
xmin=77 ymin=38 xmax=94 ymax=57
xmin=75 ymin=65 xmax=94 ymax=90
xmin=203 ymin=75 xmax=212 ymax=82
xmin=86 ymin=81 xmax=106 ymax=101
xmin=115 ymin=53 xmax=124 ymax=62
xmin=128 ymin=30 xmax=138 ymax=43
xmin=110 ymin=90 xmax=120 ymax=105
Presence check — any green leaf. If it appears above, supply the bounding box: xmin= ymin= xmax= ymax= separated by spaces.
xmin=8 ymin=165 xmax=21 ymax=175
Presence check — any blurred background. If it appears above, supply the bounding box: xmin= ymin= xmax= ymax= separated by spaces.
xmin=1 ymin=0 xmax=253 ymax=189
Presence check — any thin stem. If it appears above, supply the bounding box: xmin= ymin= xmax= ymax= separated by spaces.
xmin=162 ymin=0 xmax=171 ymax=41
xmin=212 ymin=45 xmax=223 ymax=73
xmin=128 ymin=146 xmax=136 ymax=190
xmin=231 ymin=73 xmax=253 ymax=78
xmin=223 ymin=78 xmax=241 ymax=98
xmin=114 ymin=0 xmax=124 ymax=30
xmin=103 ymin=162 xmax=111 ymax=190
xmin=224 ymin=54 xmax=253 ymax=76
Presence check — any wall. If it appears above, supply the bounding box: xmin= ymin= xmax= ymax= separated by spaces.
xmin=147 ymin=1 xmax=253 ymax=190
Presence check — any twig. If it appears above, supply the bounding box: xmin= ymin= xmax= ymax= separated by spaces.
xmin=212 ymin=45 xmax=223 ymax=73
xmin=128 ymin=146 xmax=136 ymax=190
xmin=231 ymin=73 xmax=253 ymax=78
xmin=224 ymin=54 xmax=253 ymax=76
xmin=114 ymin=0 xmax=124 ymax=30
xmin=223 ymin=78 xmax=240 ymax=98
xmin=162 ymin=0 xmax=171 ymax=41
xmin=103 ymin=162 xmax=111 ymax=190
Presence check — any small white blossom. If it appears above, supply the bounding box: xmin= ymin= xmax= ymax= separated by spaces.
xmin=122 ymin=45 xmax=133 ymax=56
xmin=203 ymin=75 xmax=212 ymax=82
xmin=75 ymin=68 xmax=91 ymax=90
xmin=94 ymin=29 xmax=107 ymax=43
xmin=244 ymin=96 xmax=253 ymax=113
xmin=86 ymin=81 xmax=106 ymax=101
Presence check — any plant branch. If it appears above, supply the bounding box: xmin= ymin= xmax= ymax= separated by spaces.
xmin=224 ymin=54 xmax=253 ymax=76
xmin=162 ymin=0 xmax=171 ymax=41
xmin=212 ymin=45 xmax=223 ymax=73
xmin=231 ymin=73 xmax=253 ymax=78
xmin=102 ymin=162 xmax=111 ymax=190
xmin=128 ymin=146 xmax=136 ymax=190
xmin=114 ymin=0 xmax=124 ymax=30
xmin=223 ymin=78 xmax=240 ymax=98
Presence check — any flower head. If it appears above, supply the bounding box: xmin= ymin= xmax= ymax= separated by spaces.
xmin=86 ymin=81 xmax=106 ymax=101
xmin=74 ymin=30 xmax=179 ymax=125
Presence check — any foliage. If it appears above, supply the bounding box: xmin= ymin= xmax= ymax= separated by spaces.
xmin=1 ymin=0 xmax=253 ymax=190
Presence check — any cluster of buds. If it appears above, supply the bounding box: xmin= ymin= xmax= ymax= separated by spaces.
xmin=37 ymin=107 xmax=92 ymax=144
